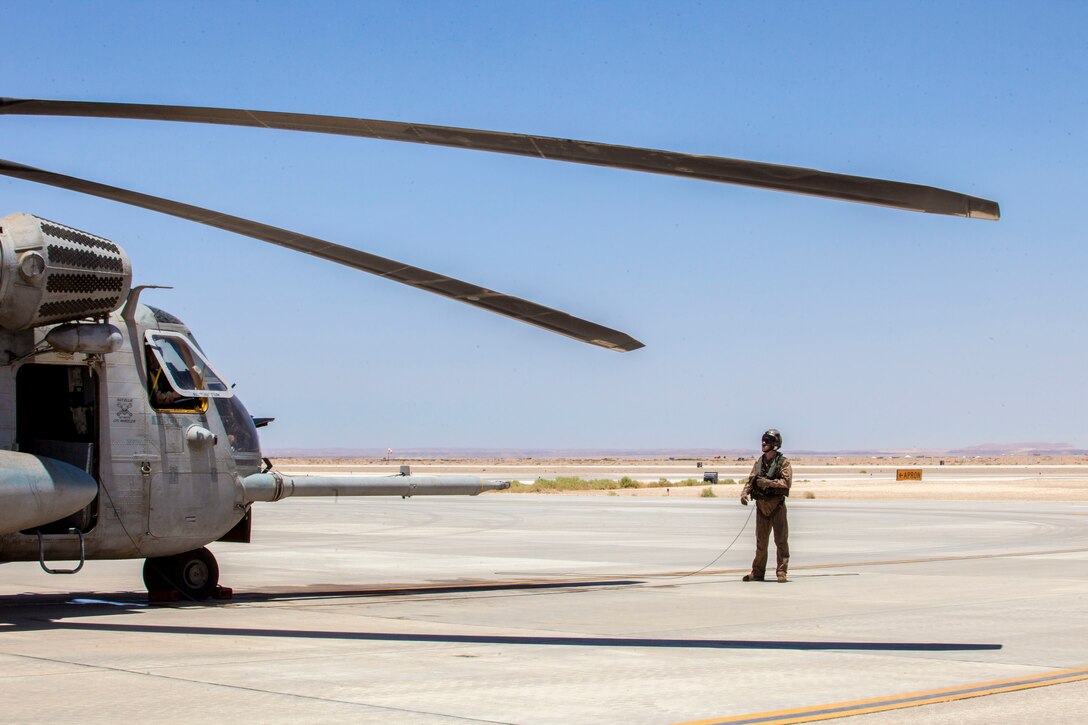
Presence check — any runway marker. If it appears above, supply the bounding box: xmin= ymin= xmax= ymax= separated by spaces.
xmin=677 ymin=666 xmax=1088 ymax=724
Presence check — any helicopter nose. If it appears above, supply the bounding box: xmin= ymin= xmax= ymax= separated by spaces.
xmin=0 ymin=451 xmax=99 ymax=535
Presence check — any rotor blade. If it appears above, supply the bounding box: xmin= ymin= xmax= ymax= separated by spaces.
xmin=0 ymin=98 xmax=999 ymax=220
xmin=0 ymin=159 xmax=642 ymax=352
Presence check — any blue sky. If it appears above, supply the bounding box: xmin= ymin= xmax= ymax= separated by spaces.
xmin=2 ymin=1 xmax=1084 ymax=451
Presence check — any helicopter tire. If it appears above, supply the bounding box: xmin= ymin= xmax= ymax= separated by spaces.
xmin=142 ymin=557 xmax=173 ymax=592
xmin=169 ymin=547 xmax=220 ymax=600
xmin=142 ymin=548 xmax=219 ymax=600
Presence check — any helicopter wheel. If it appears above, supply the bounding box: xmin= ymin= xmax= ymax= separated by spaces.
xmin=142 ymin=547 xmax=220 ymax=600
xmin=142 ymin=557 xmax=172 ymax=592
xmin=172 ymin=547 xmax=219 ymax=600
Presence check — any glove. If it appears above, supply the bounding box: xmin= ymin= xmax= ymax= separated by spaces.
xmin=740 ymin=495 xmax=749 ymax=506
xmin=756 ymin=477 xmax=779 ymax=494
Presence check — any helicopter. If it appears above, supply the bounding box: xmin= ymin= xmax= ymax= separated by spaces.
xmin=0 ymin=98 xmax=1000 ymax=600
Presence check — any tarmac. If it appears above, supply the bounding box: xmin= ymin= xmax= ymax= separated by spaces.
xmin=1 ymin=489 xmax=1086 ymax=723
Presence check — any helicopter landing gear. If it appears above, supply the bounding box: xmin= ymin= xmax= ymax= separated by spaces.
xmin=142 ymin=547 xmax=222 ymax=601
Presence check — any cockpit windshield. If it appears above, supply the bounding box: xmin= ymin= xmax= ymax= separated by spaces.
xmin=145 ymin=331 xmax=232 ymax=404
xmin=213 ymin=396 xmax=259 ymax=452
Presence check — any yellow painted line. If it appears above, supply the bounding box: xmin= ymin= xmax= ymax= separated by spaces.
xmin=677 ymin=666 xmax=1088 ymax=724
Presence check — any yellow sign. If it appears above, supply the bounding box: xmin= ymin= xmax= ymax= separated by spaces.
xmin=896 ymin=469 xmax=923 ymax=481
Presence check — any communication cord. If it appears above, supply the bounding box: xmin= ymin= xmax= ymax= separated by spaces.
xmin=97 ymin=481 xmax=202 ymax=603
xmin=656 ymin=503 xmax=756 ymax=579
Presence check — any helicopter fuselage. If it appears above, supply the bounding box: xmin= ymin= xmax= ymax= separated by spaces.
xmin=0 ymin=300 xmax=257 ymax=566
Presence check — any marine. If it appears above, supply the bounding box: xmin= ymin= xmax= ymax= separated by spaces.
xmin=740 ymin=429 xmax=792 ymax=583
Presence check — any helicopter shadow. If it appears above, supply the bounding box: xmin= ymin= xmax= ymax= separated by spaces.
xmin=0 ymin=584 xmax=1003 ymax=653
xmin=0 ymin=577 xmax=644 ymax=626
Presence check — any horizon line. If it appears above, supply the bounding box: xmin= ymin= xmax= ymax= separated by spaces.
xmin=266 ymin=444 xmax=1088 ymax=458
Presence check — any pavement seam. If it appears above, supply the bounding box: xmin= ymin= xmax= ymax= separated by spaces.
xmin=194 ymin=544 xmax=1088 ymax=606
xmin=0 ymin=651 xmax=511 ymax=723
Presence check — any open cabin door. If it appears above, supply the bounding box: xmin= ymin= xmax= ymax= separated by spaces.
xmin=15 ymin=363 xmax=99 ymax=532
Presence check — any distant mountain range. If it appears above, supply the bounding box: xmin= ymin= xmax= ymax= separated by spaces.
xmin=267 ymin=442 xmax=1088 ymax=458
xmin=942 ymin=442 xmax=1087 ymax=455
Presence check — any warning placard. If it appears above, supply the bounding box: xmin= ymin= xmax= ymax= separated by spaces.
xmin=896 ymin=469 xmax=923 ymax=481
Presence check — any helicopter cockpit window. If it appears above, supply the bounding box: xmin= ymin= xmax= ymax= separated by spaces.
xmin=145 ymin=331 xmax=232 ymax=410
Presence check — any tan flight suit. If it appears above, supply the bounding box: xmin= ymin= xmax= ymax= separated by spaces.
xmin=742 ymin=453 xmax=792 ymax=580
